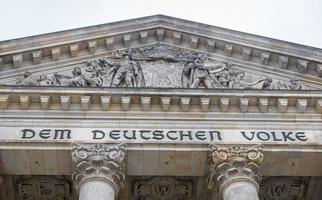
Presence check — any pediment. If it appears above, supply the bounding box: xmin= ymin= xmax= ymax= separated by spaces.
xmin=0 ymin=15 xmax=321 ymax=90
xmin=0 ymin=44 xmax=321 ymax=90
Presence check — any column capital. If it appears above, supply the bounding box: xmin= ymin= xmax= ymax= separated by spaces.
xmin=207 ymin=144 xmax=264 ymax=194
xmin=71 ymin=143 xmax=127 ymax=192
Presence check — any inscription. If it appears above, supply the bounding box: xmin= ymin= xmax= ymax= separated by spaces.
xmin=21 ymin=129 xmax=71 ymax=140
xmin=241 ymin=131 xmax=308 ymax=142
xmin=92 ymin=129 xmax=222 ymax=141
xmin=13 ymin=128 xmax=311 ymax=143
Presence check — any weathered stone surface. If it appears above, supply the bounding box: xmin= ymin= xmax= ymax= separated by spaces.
xmin=13 ymin=45 xmax=308 ymax=90
xmin=16 ymin=176 xmax=71 ymax=200
xmin=223 ymin=181 xmax=259 ymax=200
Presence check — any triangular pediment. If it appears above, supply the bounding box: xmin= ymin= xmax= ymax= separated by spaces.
xmin=0 ymin=15 xmax=321 ymax=90
xmin=2 ymin=44 xmax=319 ymax=90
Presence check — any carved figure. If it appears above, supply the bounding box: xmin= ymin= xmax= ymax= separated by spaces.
xmin=38 ymin=74 xmax=55 ymax=86
xmin=13 ymin=45 xmax=307 ymax=90
xmin=229 ymin=71 xmax=267 ymax=89
xmin=261 ymin=77 xmax=275 ymax=90
xmin=276 ymin=78 xmax=303 ymax=90
xmin=182 ymin=55 xmax=226 ymax=88
xmin=16 ymin=71 xmax=38 ymax=86
xmin=68 ymin=66 xmax=90 ymax=87
xmin=109 ymin=53 xmax=145 ymax=87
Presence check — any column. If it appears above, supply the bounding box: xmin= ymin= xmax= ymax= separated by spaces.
xmin=207 ymin=145 xmax=264 ymax=200
xmin=72 ymin=143 xmax=126 ymax=200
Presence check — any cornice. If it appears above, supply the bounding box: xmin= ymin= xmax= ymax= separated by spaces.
xmin=0 ymin=15 xmax=321 ymax=80
xmin=0 ymin=86 xmax=321 ymax=114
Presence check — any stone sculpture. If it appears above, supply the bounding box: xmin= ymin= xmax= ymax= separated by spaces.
xmin=105 ymin=52 xmax=145 ymax=87
xmin=15 ymin=45 xmax=305 ymax=90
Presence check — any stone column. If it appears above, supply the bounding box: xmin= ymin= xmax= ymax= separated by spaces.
xmin=207 ymin=145 xmax=264 ymax=200
xmin=72 ymin=143 xmax=126 ymax=200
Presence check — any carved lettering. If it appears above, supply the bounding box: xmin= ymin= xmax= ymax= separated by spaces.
xmin=53 ymin=129 xmax=71 ymax=139
xmin=109 ymin=130 xmax=121 ymax=140
xmin=179 ymin=130 xmax=192 ymax=140
xmin=39 ymin=129 xmax=51 ymax=139
xmin=21 ymin=129 xmax=35 ymax=139
xmin=295 ymin=132 xmax=308 ymax=141
xmin=166 ymin=130 xmax=178 ymax=140
xmin=241 ymin=131 xmax=255 ymax=141
xmin=92 ymin=130 xmax=105 ymax=139
xmin=152 ymin=130 xmax=164 ymax=140
xmin=195 ymin=131 xmax=206 ymax=140
xmin=257 ymin=131 xmax=270 ymax=141
xmin=209 ymin=131 xmax=222 ymax=141
xmin=139 ymin=130 xmax=151 ymax=140
xmin=17 ymin=128 xmax=309 ymax=143
xmin=281 ymin=132 xmax=296 ymax=141
xmin=123 ymin=130 xmax=137 ymax=140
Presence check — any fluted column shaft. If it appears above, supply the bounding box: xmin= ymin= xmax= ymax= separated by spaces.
xmin=207 ymin=145 xmax=264 ymax=200
xmin=72 ymin=143 xmax=126 ymax=200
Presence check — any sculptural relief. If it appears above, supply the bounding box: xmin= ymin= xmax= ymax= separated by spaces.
xmin=14 ymin=45 xmax=306 ymax=90
xmin=259 ymin=176 xmax=309 ymax=200
xmin=133 ymin=177 xmax=193 ymax=200
xmin=16 ymin=175 xmax=71 ymax=200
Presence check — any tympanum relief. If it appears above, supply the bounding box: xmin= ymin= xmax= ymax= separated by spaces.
xmin=15 ymin=45 xmax=305 ymax=90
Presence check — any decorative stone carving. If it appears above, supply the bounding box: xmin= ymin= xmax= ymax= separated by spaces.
xmin=133 ymin=177 xmax=193 ymax=200
xmin=106 ymin=52 xmax=146 ymax=87
xmin=276 ymin=78 xmax=304 ymax=90
xmin=71 ymin=143 xmax=126 ymax=192
xmin=16 ymin=175 xmax=71 ymax=200
xmin=259 ymin=177 xmax=309 ymax=200
xmin=15 ymin=44 xmax=306 ymax=90
xmin=16 ymin=71 xmax=39 ymax=86
xmin=207 ymin=144 xmax=264 ymax=194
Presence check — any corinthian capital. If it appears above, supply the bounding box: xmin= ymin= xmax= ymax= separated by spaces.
xmin=207 ymin=144 xmax=264 ymax=194
xmin=71 ymin=143 xmax=126 ymax=192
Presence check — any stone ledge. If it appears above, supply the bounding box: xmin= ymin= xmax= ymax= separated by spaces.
xmin=0 ymin=86 xmax=321 ymax=113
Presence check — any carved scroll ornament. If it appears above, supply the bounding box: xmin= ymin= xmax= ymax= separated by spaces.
xmin=207 ymin=145 xmax=264 ymax=194
xmin=71 ymin=143 xmax=126 ymax=191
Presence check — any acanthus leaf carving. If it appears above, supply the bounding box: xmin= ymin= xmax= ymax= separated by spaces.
xmin=207 ymin=144 xmax=264 ymax=194
xmin=71 ymin=143 xmax=126 ymax=192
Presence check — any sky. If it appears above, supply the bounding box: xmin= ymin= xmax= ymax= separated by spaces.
xmin=0 ymin=0 xmax=322 ymax=48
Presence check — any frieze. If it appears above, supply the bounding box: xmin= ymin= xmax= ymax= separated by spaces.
xmin=0 ymin=127 xmax=315 ymax=145
xmin=133 ymin=177 xmax=193 ymax=200
xmin=13 ymin=45 xmax=305 ymax=90
xmin=16 ymin=175 xmax=71 ymax=200
xmin=259 ymin=176 xmax=309 ymax=200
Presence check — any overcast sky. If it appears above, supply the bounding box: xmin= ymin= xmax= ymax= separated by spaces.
xmin=1 ymin=0 xmax=322 ymax=48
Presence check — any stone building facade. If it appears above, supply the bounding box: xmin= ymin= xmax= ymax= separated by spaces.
xmin=0 ymin=15 xmax=321 ymax=199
